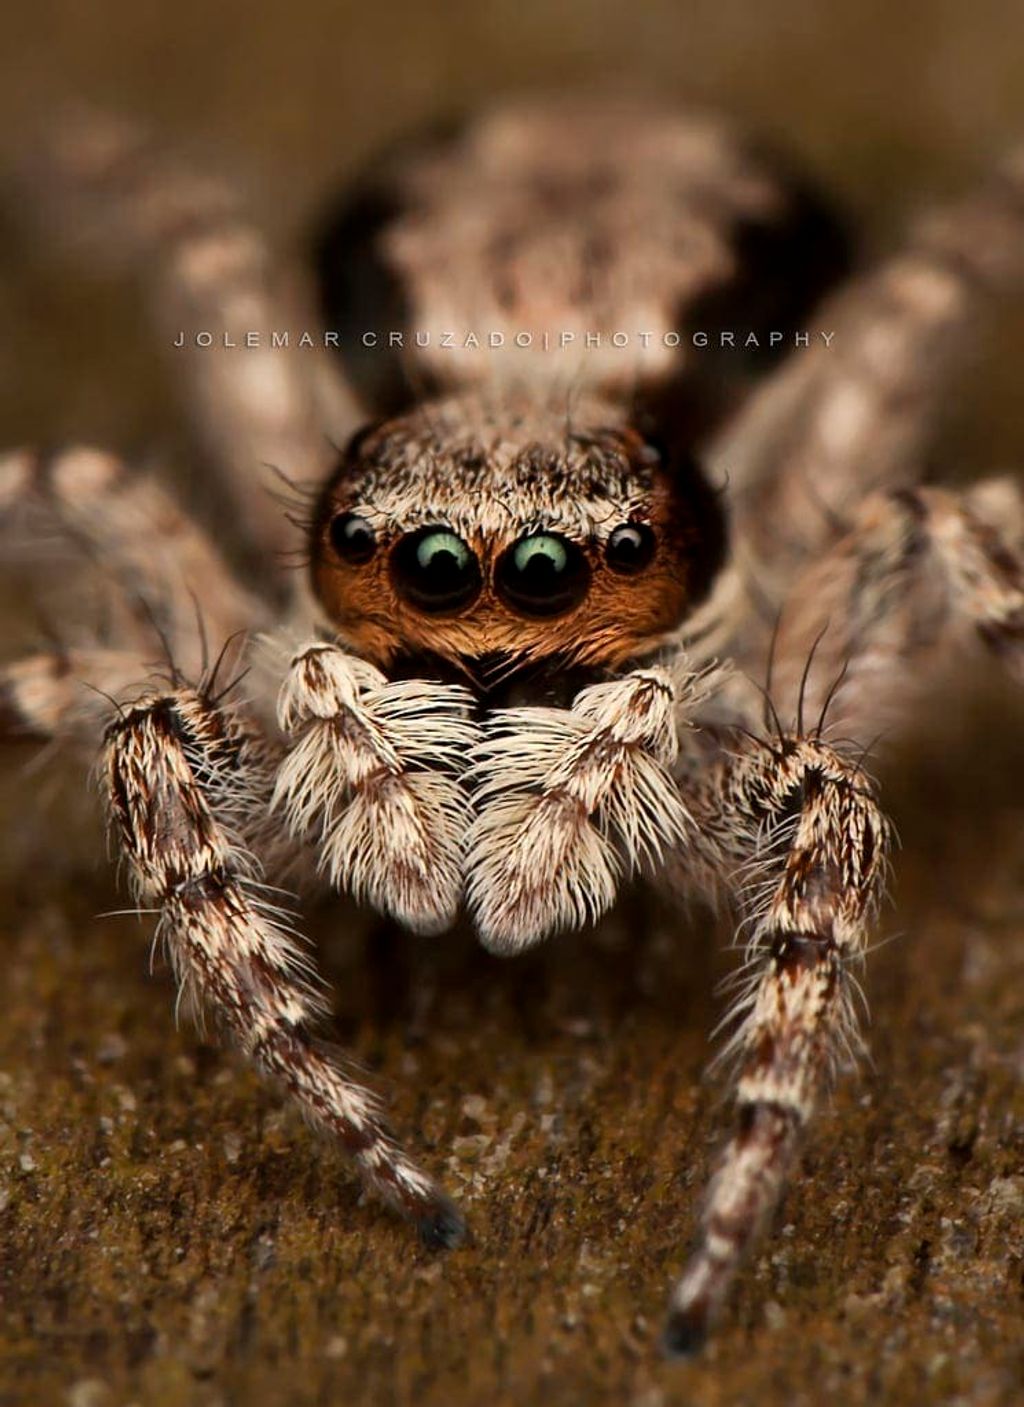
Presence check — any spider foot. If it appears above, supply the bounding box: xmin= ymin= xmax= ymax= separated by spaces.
xmin=415 ymin=1195 xmax=469 ymax=1251
xmin=660 ymin=1303 xmax=709 ymax=1360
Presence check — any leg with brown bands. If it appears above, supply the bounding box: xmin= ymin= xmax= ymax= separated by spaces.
xmin=0 ymin=446 xmax=265 ymax=673
xmin=104 ymin=684 xmax=464 ymax=1244
xmin=664 ymin=735 xmax=890 ymax=1353
xmin=766 ymin=478 xmax=1024 ymax=739
xmin=0 ymin=647 xmax=155 ymax=743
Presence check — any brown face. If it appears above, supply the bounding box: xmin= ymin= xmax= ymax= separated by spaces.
xmin=309 ymin=392 xmax=725 ymax=681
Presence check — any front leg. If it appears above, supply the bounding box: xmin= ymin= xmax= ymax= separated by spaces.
xmin=273 ymin=640 xmax=479 ymax=934
xmin=466 ymin=660 xmax=713 ymax=953
xmin=663 ymin=734 xmax=891 ymax=1353
xmin=105 ymin=685 xmax=463 ymax=1246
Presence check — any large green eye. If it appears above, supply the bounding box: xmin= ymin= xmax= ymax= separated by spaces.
xmin=496 ymin=533 xmax=590 ymax=617
xmin=391 ymin=526 xmax=482 ymax=613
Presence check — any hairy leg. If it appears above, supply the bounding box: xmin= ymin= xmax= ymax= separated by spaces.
xmin=0 ymin=446 xmax=266 ymax=676
xmin=663 ymin=734 xmax=890 ymax=1353
xmin=273 ymin=640 xmax=479 ymax=934
xmin=466 ymin=658 xmax=717 ymax=953
xmin=0 ymin=646 xmax=156 ymax=743
xmin=18 ymin=108 xmax=362 ymax=570
xmin=105 ymin=683 xmax=463 ymax=1244
xmin=713 ymin=148 xmax=1024 ymax=601
xmin=767 ymin=478 xmax=1024 ymax=737
xmin=659 ymin=475 xmax=1021 ymax=1346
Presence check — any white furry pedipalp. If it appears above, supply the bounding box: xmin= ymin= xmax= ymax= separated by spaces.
xmin=465 ymin=667 xmax=695 ymax=952
xmin=273 ymin=641 xmax=479 ymax=933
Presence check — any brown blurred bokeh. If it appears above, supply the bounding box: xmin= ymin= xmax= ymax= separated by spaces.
xmin=0 ymin=4 xmax=1023 ymax=1405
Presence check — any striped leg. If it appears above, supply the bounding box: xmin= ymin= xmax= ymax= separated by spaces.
xmin=0 ymin=446 xmax=265 ymax=674
xmin=0 ymin=647 xmax=155 ymax=743
xmin=20 ymin=108 xmax=361 ymax=567
xmin=664 ymin=735 xmax=890 ymax=1353
xmin=767 ymin=478 xmax=1024 ymax=738
xmin=714 ymin=148 xmax=1024 ymax=599
xmin=105 ymin=685 xmax=463 ymax=1244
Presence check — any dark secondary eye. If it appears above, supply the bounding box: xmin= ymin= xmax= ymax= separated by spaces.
xmin=605 ymin=522 xmax=656 ymax=575
xmin=391 ymin=527 xmax=482 ymax=613
xmin=496 ymin=533 xmax=590 ymax=617
xmin=329 ymin=512 xmax=377 ymax=564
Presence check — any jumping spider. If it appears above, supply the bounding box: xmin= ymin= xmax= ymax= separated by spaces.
xmin=2 ymin=98 xmax=1022 ymax=1354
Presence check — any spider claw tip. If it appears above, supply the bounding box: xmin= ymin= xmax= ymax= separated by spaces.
xmin=660 ymin=1305 xmax=709 ymax=1360
xmin=416 ymin=1197 xmax=468 ymax=1251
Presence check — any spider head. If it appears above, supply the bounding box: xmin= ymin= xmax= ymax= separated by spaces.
xmin=309 ymin=391 xmax=725 ymax=683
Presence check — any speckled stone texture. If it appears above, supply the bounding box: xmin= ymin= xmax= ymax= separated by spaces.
xmin=0 ymin=3 xmax=1023 ymax=1403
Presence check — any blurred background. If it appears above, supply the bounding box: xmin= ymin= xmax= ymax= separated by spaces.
xmin=2 ymin=0 xmax=1024 ymax=463
xmin=0 ymin=4 xmax=1022 ymax=1406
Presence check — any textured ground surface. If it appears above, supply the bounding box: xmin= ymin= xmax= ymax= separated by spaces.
xmin=0 ymin=3 xmax=1023 ymax=1404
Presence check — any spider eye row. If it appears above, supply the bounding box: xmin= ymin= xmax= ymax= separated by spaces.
xmin=327 ymin=514 xmax=656 ymax=617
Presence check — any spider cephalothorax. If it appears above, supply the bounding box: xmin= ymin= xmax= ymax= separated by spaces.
xmin=2 ymin=97 xmax=1022 ymax=1357
xmin=310 ymin=389 xmax=726 ymax=678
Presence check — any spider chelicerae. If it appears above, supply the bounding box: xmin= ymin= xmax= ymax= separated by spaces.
xmin=1 ymin=98 xmax=1022 ymax=1354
